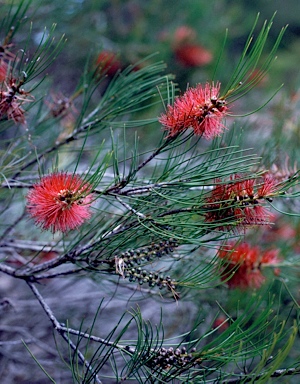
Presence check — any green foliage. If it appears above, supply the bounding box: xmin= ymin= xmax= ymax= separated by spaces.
xmin=0 ymin=1 xmax=300 ymax=383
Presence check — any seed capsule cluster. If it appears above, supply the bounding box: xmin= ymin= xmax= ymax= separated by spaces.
xmin=126 ymin=267 xmax=176 ymax=290
xmin=114 ymin=239 xmax=179 ymax=296
xmin=148 ymin=346 xmax=197 ymax=370
xmin=119 ymin=238 xmax=178 ymax=265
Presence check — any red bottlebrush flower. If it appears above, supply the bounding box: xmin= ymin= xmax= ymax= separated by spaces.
xmin=26 ymin=172 xmax=93 ymax=233
xmin=218 ymin=242 xmax=281 ymax=289
xmin=171 ymin=25 xmax=213 ymax=67
xmin=96 ymin=51 xmax=122 ymax=77
xmin=205 ymin=174 xmax=277 ymax=231
xmin=174 ymin=45 xmax=213 ymax=67
xmin=257 ymin=174 xmax=277 ymax=198
xmin=159 ymin=82 xmax=228 ymax=139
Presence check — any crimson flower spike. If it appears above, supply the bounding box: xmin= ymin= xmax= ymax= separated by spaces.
xmin=204 ymin=174 xmax=278 ymax=232
xmin=26 ymin=172 xmax=94 ymax=233
xmin=159 ymin=81 xmax=228 ymax=139
xmin=159 ymin=15 xmax=286 ymax=141
xmin=218 ymin=242 xmax=281 ymax=290
xmin=0 ymin=78 xmax=34 ymax=124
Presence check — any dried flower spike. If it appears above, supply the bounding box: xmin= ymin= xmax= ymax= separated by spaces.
xmin=159 ymin=82 xmax=228 ymax=139
xmin=0 ymin=78 xmax=33 ymax=124
xmin=218 ymin=242 xmax=281 ymax=289
xmin=27 ymin=172 xmax=93 ymax=233
xmin=46 ymin=92 xmax=76 ymax=118
xmin=0 ymin=43 xmax=15 ymax=62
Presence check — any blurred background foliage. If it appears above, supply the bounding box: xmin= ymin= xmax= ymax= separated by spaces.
xmin=6 ymin=0 xmax=300 ymax=91
xmin=5 ymin=0 xmax=300 ymax=151
xmin=5 ymin=0 xmax=300 ymax=159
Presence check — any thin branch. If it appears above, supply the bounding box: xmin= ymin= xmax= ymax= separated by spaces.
xmin=0 ymin=262 xmax=23 ymax=278
xmin=0 ymin=220 xmax=138 ymax=278
xmin=105 ymin=134 xmax=179 ymax=194
xmin=0 ymin=181 xmax=33 ymax=189
xmin=115 ymin=195 xmax=147 ymax=219
xmin=27 ymin=282 xmax=103 ymax=384
xmin=2 ymin=180 xmax=213 ymax=195
xmin=0 ymin=253 xmax=70 ymax=278
xmin=61 ymin=333 xmax=102 ymax=384
xmin=27 ymin=282 xmax=61 ymax=329
xmin=33 ymin=268 xmax=87 ymax=280
xmin=133 ymin=140 xmax=170 ymax=174
xmin=1 ymin=239 xmax=66 ymax=253
xmin=97 ymin=220 xmax=140 ymax=242
xmin=117 ymin=182 xmax=172 ymax=196
xmin=27 ymin=282 xmax=130 ymax=351
xmin=157 ymin=207 xmax=194 ymax=218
